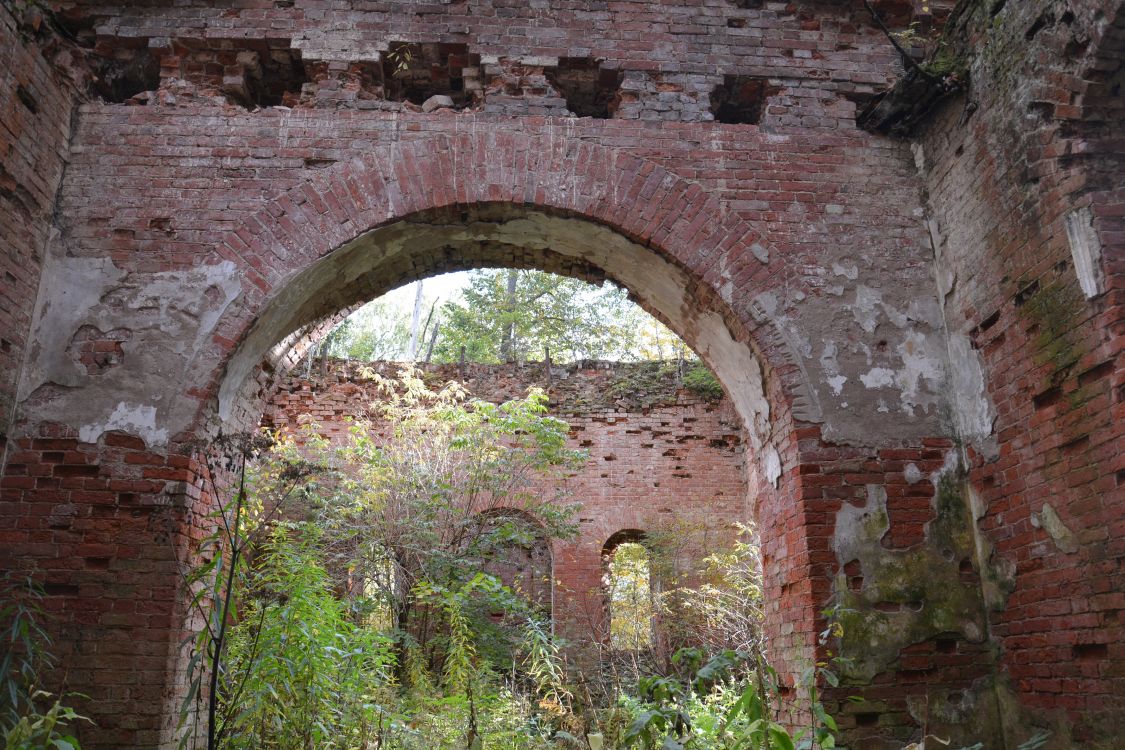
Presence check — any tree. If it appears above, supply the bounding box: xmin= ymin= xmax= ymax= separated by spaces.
xmin=178 ymin=367 xmax=585 ymax=749
xmin=322 ymin=297 xmax=414 ymax=361
xmin=432 ymin=269 xmax=658 ymax=364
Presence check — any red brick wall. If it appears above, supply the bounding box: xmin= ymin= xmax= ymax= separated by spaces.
xmin=919 ymin=0 xmax=1124 ymax=742
xmin=0 ymin=425 xmax=202 ymax=747
xmin=0 ymin=7 xmax=82 ymax=446
xmin=0 ymin=0 xmax=1119 ymax=746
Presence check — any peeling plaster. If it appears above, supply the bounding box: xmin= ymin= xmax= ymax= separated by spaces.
xmin=79 ymin=401 xmax=168 ymax=447
xmin=20 ymin=258 xmax=242 ymax=448
xmin=1031 ymin=503 xmax=1079 ymax=554
xmin=831 ymin=453 xmax=1012 ymax=683
xmin=945 ymin=333 xmax=999 ymax=459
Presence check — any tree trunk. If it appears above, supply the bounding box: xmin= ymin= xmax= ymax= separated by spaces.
xmin=408 ymin=280 xmax=425 ymax=360
xmin=499 ymin=269 xmax=518 ymax=363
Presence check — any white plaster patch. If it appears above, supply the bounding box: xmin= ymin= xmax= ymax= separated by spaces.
xmin=750 ymin=243 xmax=769 ymax=264
xmin=827 ymin=375 xmax=848 ymax=396
xmin=944 ymin=333 xmax=997 ymax=454
xmin=1032 ymin=503 xmax=1079 ymax=554
xmin=79 ymin=402 xmax=168 ymax=448
xmin=860 ymin=367 xmax=896 ymax=388
xmin=893 ymin=330 xmax=945 ymax=413
xmin=831 ymin=262 xmax=858 ymax=280
xmin=1064 ymin=207 xmax=1105 ymax=299
xmin=904 ymin=462 xmax=923 ymax=484
xmin=851 ymin=285 xmax=882 ymax=333
xmin=763 ymin=444 xmax=782 ymax=489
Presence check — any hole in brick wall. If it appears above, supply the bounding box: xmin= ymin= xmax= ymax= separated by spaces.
xmin=1059 ymin=434 xmax=1089 ymax=454
xmin=44 ymin=583 xmax=80 ymax=596
xmin=729 ymin=0 xmax=764 ymax=8
xmin=86 ymin=557 xmax=111 ymax=569
xmin=727 ymin=18 xmax=747 ymax=28
xmin=978 ymin=309 xmax=1001 ymax=333
xmin=382 ymin=42 xmax=480 ymax=107
xmin=855 ymin=712 xmax=880 ymax=727
xmin=544 ymin=58 xmax=623 ymax=119
xmin=936 ymin=637 xmax=958 ymax=653
xmin=91 ymin=47 xmax=160 ymax=103
xmin=1013 ymin=279 xmax=1040 ymax=306
xmin=710 ymin=75 xmax=779 ymax=124
xmin=1032 ymin=386 xmax=1062 ymax=410
xmin=245 ymin=48 xmax=309 ymax=107
xmin=1025 ymin=11 xmax=1054 ymax=41
xmin=0 ymin=339 xmax=10 ymax=353
xmin=990 ymin=0 xmax=1006 ymax=16
xmin=1028 ymin=101 xmax=1056 ymax=120
xmin=53 ymin=9 xmax=98 ymax=47
xmin=1078 ymin=360 xmax=1113 ymax=387
xmin=868 ymin=0 xmax=917 ymax=27
xmin=15 ymin=85 xmax=38 ymax=114
xmin=1072 ymin=643 xmax=1108 ymax=660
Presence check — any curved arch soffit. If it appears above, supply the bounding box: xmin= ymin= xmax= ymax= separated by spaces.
xmin=211 ymin=134 xmax=810 ymax=484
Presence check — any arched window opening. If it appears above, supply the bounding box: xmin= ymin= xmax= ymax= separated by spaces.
xmin=604 ymin=532 xmax=655 ymax=651
xmin=470 ymin=508 xmax=554 ymax=619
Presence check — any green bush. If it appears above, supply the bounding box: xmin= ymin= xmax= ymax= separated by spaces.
xmin=682 ymin=364 xmax=723 ymax=401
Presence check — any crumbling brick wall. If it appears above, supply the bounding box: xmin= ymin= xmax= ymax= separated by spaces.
xmin=916 ymin=0 xmax=1124 ymax=743
xmin=0 ymin=0 xmax=1120 ymax=747
xmin=0 ymin=7 xmax=84 ymax=446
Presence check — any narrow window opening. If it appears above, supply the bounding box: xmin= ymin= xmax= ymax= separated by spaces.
xmin=709 ymin=75 xmax=779 ymax=124
xmin=604 ymin=535 xmax=654 ymax=650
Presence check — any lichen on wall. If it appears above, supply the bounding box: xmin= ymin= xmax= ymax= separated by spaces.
xmin=832 ymin=453 xmax=1014 ymax=684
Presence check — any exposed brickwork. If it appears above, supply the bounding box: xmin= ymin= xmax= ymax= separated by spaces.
xmin=0 ymin=424 xmax=201 ymax=747
xmin=0 ymin=7 xmax=82 ymax=444
xmin=0 ymin=0 xmax=1119 ymax=747
xmin=919 ymin=0 xmax=1125 ymax=742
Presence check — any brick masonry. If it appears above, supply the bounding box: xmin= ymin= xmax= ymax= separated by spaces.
xmin=0 ymin=0 xmax=1120 ymax=747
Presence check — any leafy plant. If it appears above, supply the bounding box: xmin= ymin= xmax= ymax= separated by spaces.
xmin=682 ymin=364 xmax=723 ymax=401
xmin=1 ymin=577 xmax=91 ymax=749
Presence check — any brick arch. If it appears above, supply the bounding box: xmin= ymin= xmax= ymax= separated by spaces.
xmin=190 ymin=129 xmax=823 ymax=697
xmin=197 ymin=133 xmax=816 ymax=468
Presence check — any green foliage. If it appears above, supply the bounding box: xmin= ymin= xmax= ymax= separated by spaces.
xmin=681 ymin=364 xmax=723 ymax=401
xmin=322 ymin=297 xmax=414 ymax=361
xmin=1 ymin=577 xmax=91 ymax=749
xmin=608 ymin=543 xmax=655 ymax=651
xmin=431 ymin=270 xmax=686 ymax=364
xmin=179 ymin=369 xmax=586 ymax=749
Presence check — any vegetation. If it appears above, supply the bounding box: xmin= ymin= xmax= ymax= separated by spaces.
xmin=1 ymin=576 xmax=91 ymax=750
xmin=321 ymin=270 xmax=691 ymax=365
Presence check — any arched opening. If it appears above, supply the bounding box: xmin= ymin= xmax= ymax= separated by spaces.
xmin=181 ymin=195 xmax=808 ymax=739
xmin=470 ymin=507 xmax=554 ymax=619
xmin=602 ymin=530 xmax=654 ymax=652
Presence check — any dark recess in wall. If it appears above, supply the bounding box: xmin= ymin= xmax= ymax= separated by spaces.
xmin=710 ymin=75 xmax=779 ymax=124
xmin=91 ymin=47 xmax=160 ymax=102
xmin=545 ymin=57 xmax=623 ymax=118
xmin=382 ymin=41 xmax=479 ymax=106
